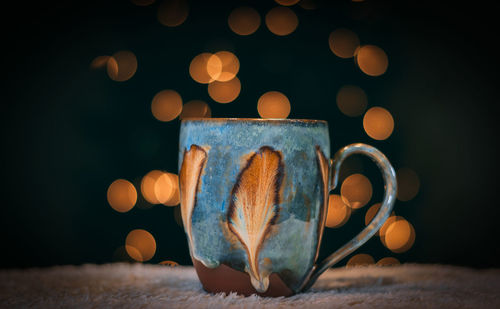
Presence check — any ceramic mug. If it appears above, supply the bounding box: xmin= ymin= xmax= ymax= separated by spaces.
xmin=178 ymin=118 xmax=396 ymax=297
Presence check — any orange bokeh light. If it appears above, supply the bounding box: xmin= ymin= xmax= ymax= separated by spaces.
xmin=125 ymin=229 xmax=156 ymax=262
xmin=396 ymin=168 xmax=420 ymax=201
xmin=384 ymin=218 xmax=415 ymax=253
xmin=179 ymin=100 xmax=211 ymax=119
xmin=141 ymin=170 xmax=180 ymax=206
xmin=346 ymin=253 xmax=374 ymax=267
xmin=207 ymin=51 xmax=240 ymax=82
xmin=190 ymin=53 xmax=219 ymax=84
xmin=356 ymin=45 xmax=389 ymax=76
xmin=328 ymin=28 xmax=360 ymax=59
xmin=325 ymin=194 xmax=351 ymax=228
xmin=228 ymin=7 xmax=261 ymax=36
xmin=157 ymin=0 xmax=189 ymax=27
xmin=257 ymin=91 xmax=291 ymax=119
xmin=336 ymin=85 xmax=367 ymax=117
xmin=207 ymin=77 xmax=241 ymax=103
xmin=363 ymin=106 xmax=394 ymax=140
xmin=90 ymin=55 xmax=110 ymax=69
xmin=379 ymin=215 xmax=399 ymax=245
xmin=341 ymin=173 xmax=373 ymax=209
xmin=265 ymin=7 xmax=298 ymax=36
xmin=151 ymin=90 xmax=183 ymax=122
xmin=107 ymin=50 xmax=137 ymax=82
xmin=376 ymin=257 xmax=400 ymax=266
xmin=107 ymin=179 xmax=137 ymax=213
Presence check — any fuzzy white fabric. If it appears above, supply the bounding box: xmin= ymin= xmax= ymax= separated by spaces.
xmin=0 ymin=263 xmax=499 ymax=308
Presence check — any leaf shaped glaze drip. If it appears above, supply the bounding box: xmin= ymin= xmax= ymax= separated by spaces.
xmin=314 ymin=146 xmax=329 ymax=262
xmin=227 ymin=146 xmax=284 ymax=293
xmin=179 ymin=144 xmax=208 ymax=256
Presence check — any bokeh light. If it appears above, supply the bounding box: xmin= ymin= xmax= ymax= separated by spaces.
xmin=90 ymin=55 xmax=110 ymax=69
xmin=376 ymin=257 xmax=400 ymax=266
xmin=141 ymin=170 xmax=164 ymax=204
xmin=275 ymin=0 xmax=300 ymax=5
xmin=336 ymin=85 xmax=367 ymax=117
xmin=228 ymin=7 xmax=261 ymax=36
xmin=125 ymin=229 xmax=156 ymax=262
xmin=107 ymin=50 xmax=137 ymax=82
xmin=328 ymin=28 xmax=360 ymax=59
xmin=365 ymin=203 xmax=381 ymax=226
xmin=190 ymin=53 xmax=218 ymax=84
xmin=396 ymin=168 xmax=420 ymax=201
xmin=107 ymin=179 xmax=137 ymax=213
xmin=207 ymin=51 xmax=240 ymax=82
xmin=356 ymin=45 xmax=389 ymax=76
xmin=341 ymin=173 xmax=373 ymax=209
xmin=325 ymin=194 xmax=351 ymax=228
xmin=379 ymin=215 xmax=399 ymax=245
xmin=384 ymin=218 xmax=415 ymax=253
xmin=363 ymin=107 xmax=394 ymax=140
xmin=179 ymin=100 xmax=211 ymax=119
xmin=265 ymin=7 xmax=298 ymax=36
xmin=257 ymin=91 xmax=291 ymax=119
xmin=141 ymin=170 xmax=180 ymax=206
xmin=346 ymin=253 xmax=375 ymax=267
xmin=151 ymin=90 xmax=183 ymax=122
xmin=159 ymin=260 xmax=179 ymax=266
xmin=157 ymin=0 xmax=189 ymax=27
xmin=207 ymin=77 xmax=241 ymax=103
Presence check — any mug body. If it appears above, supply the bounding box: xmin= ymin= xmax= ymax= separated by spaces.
xmin=178 ymin=118 xmax=330 ymax=296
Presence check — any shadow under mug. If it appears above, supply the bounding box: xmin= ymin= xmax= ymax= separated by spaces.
xmin=178 ymin=118 xmax=396 ymax=297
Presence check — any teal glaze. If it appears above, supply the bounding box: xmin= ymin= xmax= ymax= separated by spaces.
xmin=179 ymin=119 xmax=330 ymax=293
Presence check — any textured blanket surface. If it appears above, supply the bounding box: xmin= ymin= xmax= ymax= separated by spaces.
xmin=0 ymin=263 xmax=499 ymax=308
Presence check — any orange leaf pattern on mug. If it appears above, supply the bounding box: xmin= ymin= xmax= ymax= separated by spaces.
xmin=227 ymin=146 xmax=284 ymax=293
xmin=180 ymin=144 xmax=208 ymax=254
xmin=314 ymin=146 xmax=329 ymax=261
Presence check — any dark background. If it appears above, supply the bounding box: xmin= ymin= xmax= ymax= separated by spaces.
xmin=1 ymin=0 xmax=498 ymax=269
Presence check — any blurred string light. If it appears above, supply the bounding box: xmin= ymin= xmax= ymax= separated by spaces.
xmin=355 ymin=45 xmax=388 ymax=76
xmin=151 ymin=89 xmax=183 ymax=122
xmin=131 ymin=0 xmax=155 ymax=6
xmin=141 ymin=170 xmax=180 ymax=206
xmin=159 ymin=260 xmax=179 ymax=266
xmin=157 ymin=0 xmax=189 ymax=27
xmin=207 ymin=77 xmax=241 ymax=103
xmin=125 ymin=229 xmax=156 ymax=262
xmin=207 ymin=51 xmax=240 ymax=82
xmin=384 ymin=218 xmax=415 ymax=253
xmin=228 ymin=7 xmax=261 ymax=36
xmin=107 ymin=179 xmax=137 ymax=213
xmin=325 ymin=194 xmax=351 ymax=228
xmin=396 ymin=168 xmax=420 ymax=201
xmin=336 ymin=85 xmax=367 ymax=117
xmin=298 ymin=0 xmax=318 ymax=10
xmin=328 ymin=28 xmax=360 ymax=59
xmin=376 ymin=257 xmax=400 ymax=266
xmin=275 ymin=0 xmax=300 ymax=5
xmin=107 ymin=51 xmax=138 ymax=82
xmin=90 ymin=56 xmax=110 ymax=69
xmin=340 ymin=173 xmax=373 ymax=209
xmin=179 ymin=100 xmax=211 ymax=119
xmin=346 ymin=253 xmax=374 ymax=266
xmin=363 ymin=106 xmax=394 ymax=140
xmin=257 ymin=91 xmax=291 ymax=118
xmin=265 ymin=7 xmax=298 ymax=36
xmin=190 ymin=53 xmax=218 ymax=84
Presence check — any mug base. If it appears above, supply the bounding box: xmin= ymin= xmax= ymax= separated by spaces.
xmin=192 ymin=258 xmax=294 ymax=297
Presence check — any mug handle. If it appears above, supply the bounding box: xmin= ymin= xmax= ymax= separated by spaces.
xmin=299 ymin=143 xmax=397 ymax=292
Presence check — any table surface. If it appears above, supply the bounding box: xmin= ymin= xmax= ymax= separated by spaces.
xmin=1 ymin=263 xmax=499 ymax=308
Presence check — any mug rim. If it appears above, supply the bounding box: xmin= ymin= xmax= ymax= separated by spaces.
xmin=181 ymin=118 xmax=327 ymax=124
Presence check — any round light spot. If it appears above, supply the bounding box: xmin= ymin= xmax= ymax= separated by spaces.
xmin=125 ymin=229 xmax=156 ymax=262
xmin=228 ymin=7 xmax=261 ymax=36
xmin=356 ymin=45 xmax=388 ymax=76
xmin=161 ymin=173 xmax=180 ymax=206
xmin=207 ymin=51 xmax=240 ymax=82
xmin=325 ymin=194 xmax=351 ymax=228
xmin=157 ymin=0 xmax=189 ymax=27
xmin=207 ymin=77 xmax=241 ymax=103
xmin=159 ymin=260 xmax=179 ymax=266
xmin=396 ymin=168 xmax=420 ymax=201
xmin=151 ymin=90 xmax=183 ymax=122
xmin=179 ymin=100 xmax=211 ymax=119
xmin=328 ymin=28 xmax=360 ymax=59
xmin=376 ymin=257 xmax=400 ymax=266
xmin=265 ymin=7 xmax=298 ymax=36
xmin=365 ymin=203 xmax=381 ymax=226
xmin=257 ymin=91 xmax=291 ymax=119
xmin=384 ymin=218 xmax=415 ymax=253
xmin=379 ymin=215 xmax=400 ymax=245
xmin=346 ymin=253 xmax=374 ymax=267
xmin=190 ymin=53 xmax=219 ymax=84
xmin=363 ymin=107 xmax=394 ymax=140
xmin=341 ymin=174 xmax=373 ymax=209
xmin=141 ymin=170 xmax=164 ymax=204
xmin=90 ymin=55 xmax=110 ymax=69
xmin=275 ymin=0 xmax=300 ymax=5
xmin=154 ymin=172 xmax=175 ymax=204
xmin=107 ymin=179 xmax=137 ymax=213
xmin=107 ymin=50 xmax=137 ymax=82
xmin=336 ymin=85 xmax=367 ymax=117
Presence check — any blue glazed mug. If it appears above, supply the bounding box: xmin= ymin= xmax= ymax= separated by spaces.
xmin=178 ymin=118 xmax=396 ymax=297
